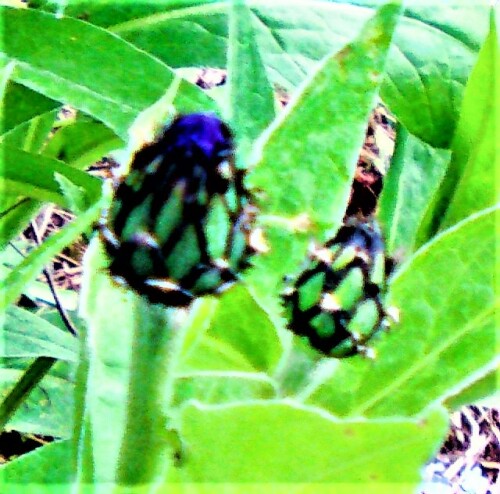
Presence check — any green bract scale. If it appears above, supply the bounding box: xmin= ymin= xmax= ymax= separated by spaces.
xmin=282 ymin=218 xmax=391 ymax=358
xmin=100 ymin=113 xmax=257 ymax=307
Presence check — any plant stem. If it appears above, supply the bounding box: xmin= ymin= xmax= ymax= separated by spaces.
xmin=115 ymin=304 xmax=179 ymax=487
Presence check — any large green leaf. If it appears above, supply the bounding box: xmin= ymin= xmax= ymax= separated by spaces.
xmin=178 ymin=401 xmax=448 ymax=483
xmin=37 ymin=0 xmax=490 ymax=147
xmin=380 ymin=1 xmax=489 ymax=147
xmin=227 ymin=0 xmax=275 ymax=163
xmin=308 ymin=206 xmax=499 ymax=417
xmin=0 ymin=7 xmax=217 ymax=138
xmin=244 ymin=2 xmax=401 ymax=316
xmin=439 ymin=10 xmax=499 ymax=229
xmin=378 ymin=125 xmax=451 ymax=255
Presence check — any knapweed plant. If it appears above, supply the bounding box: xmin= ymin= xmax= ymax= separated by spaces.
xmin=0 ymin=1 xmax=497 ymax=493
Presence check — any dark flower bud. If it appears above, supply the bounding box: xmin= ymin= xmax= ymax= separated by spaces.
xmin=100 ymin=113 xmax=257 ymax=307
xmin=282 ymin=218 xmax=393 ymax=358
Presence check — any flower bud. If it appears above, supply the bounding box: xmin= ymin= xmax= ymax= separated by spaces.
xmin=100 ymin=113 xmax=257 ymax=306
xmin=282 ymin=218 xmax=391 ymax=357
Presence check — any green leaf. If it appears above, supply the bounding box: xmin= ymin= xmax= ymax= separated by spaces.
xmin=0 ymin=356 xmax=56 ymax=432
xmin=0 ymin=439 xmax=72 ymax=487
xmin=180 ymin=285 xmax=283 ymax=374
xmin=42 ymin=119 xmax=123 ymax=170
xmin=1 ymin=109 xmax=58 ymax=153
xmin=248 ymin=3 xmax=401 ymax=231
xmin=0 ymin=359 xmax=74 ymax=437
xmin=54 ymin=173 xmax=88 ymax=215
xmin=207 ymin=285 xmax=282 ymax=372
xmin=0 ymin=115 xmax=118 ymax=249
xmin=308 ymin=207 xmax=499 ymax=417
xmin=177 ymin=297 xmax=218 ymax=367
xmin=439 ymin=9 xmax=500 ymax=229
xmin=174 ymin=372 xmax=276 ymax=407
xmin=381 ymin=1 xmax=489 ymax=147
xmin=179 ymin=401 xmax=448 ymax=483
xmin=378 ymin=125 xmax=451 ymax=255
xmin=0 ymin=197 xmax=41 ymax=251
xmin=444 ymin=367 xmax=499 ymax=411
xmin=181 ymin=328 xmax=259 ymax=373
xmin=0 ymin=198 xmax=102 ymax=312
xmin=1 ymin=80 xmax=59 ymax=135
xmin=245 ymin=2 xmax=401 ymax=313
xmin=46 ymin=1 xmax=490 ymax=147
xmin=228 ymin=0 xmax=275 ymax=163
xmin=0 ymin=60 xmax=15 ymax=110
xmin=0 ymin=7 xmax=216 ymax=138
xmin=0 ymin=144 xmax=102 ymax=207
xmin=1 ymin=306 xmax=77 ymax=360
xmin=0 ymin=306 xmax=84 ymax=431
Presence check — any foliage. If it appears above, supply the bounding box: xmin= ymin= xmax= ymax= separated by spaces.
xmin=0 ymin=1 xmax=498 ymax=493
